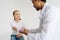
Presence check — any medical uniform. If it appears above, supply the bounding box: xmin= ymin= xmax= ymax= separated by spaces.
xmin=28 ymin=3 xmax=60 ymax=40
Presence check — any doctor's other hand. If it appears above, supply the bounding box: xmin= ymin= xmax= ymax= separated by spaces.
xmin=23 ymin=28 xmax=29 ymax=35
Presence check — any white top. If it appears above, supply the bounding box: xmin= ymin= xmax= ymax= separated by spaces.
xmin=10 ymin=20 xmax=25 ymax=35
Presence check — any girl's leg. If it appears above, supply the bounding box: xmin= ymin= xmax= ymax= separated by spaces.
xmin=11 ymin=35 xmax=17 ymax=40
xmin=18 ymin=36 xmax=24 ymax=40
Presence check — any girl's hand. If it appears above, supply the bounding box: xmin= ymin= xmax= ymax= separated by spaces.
xmin=12 ymin=27 xmax=17 ymax=31
xmin=16 ymin=33 xmax=22 ymax=38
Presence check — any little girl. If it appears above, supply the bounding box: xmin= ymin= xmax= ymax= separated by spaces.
xmin=10 ymin=10 xmax=27 ymax=40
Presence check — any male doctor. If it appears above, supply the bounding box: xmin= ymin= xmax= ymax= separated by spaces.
xmin=25 ymin=0 xmax=60 ymax=40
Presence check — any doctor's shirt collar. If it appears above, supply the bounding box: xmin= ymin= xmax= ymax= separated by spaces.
xmin=41 ymin=3 xmax=49 ymax=15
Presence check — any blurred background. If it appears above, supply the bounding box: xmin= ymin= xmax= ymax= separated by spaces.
xmin=0 ymin=0 xmax=60 ymax=40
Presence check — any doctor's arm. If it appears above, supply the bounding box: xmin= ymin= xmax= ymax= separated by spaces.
xmin=28 ymin=26 xmax=41 ymax=33
xmin=27 ymin=17 xmax=42 ymax=33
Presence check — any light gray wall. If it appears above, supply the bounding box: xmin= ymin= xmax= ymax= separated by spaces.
xmin=47 ymin=0 xmax=60 ymax=8
xmin=0 ymin=0 xmax=60 ymax=40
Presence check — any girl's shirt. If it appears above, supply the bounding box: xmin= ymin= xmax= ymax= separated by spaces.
xmin=10 ymin=20 xmax=25 ymax=35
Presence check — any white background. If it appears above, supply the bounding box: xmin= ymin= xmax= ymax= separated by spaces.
xmin=0 ymin=0 xmax=60 ymax=40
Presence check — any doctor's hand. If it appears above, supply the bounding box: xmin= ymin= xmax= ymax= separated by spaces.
xmin=23 ymin=28 xmax=29 ymax=35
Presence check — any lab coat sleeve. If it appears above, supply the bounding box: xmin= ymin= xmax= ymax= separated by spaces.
xmin=28 ymin=27 xmax=41 ymax=33
xmin=42 ymin=9 xmax=60 ymax=40
xmin=28 ymin=15 xmax=43 ymax=33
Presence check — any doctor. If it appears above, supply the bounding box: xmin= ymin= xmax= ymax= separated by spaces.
xmin=26 ymin=0 xmax=60 ymax=40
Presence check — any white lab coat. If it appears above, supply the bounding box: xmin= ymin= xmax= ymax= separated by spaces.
xmin=28 ymin=3 xmax=60 ymax=40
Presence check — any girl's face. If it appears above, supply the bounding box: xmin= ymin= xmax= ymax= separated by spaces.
xmin=13 ymin=11 xmax=21 ymax=20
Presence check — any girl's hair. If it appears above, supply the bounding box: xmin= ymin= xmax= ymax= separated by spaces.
xmin=13 ymin=10 xmax=19 ymax=15
xmin=13 ymin=10 xmax=21 ymax=20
